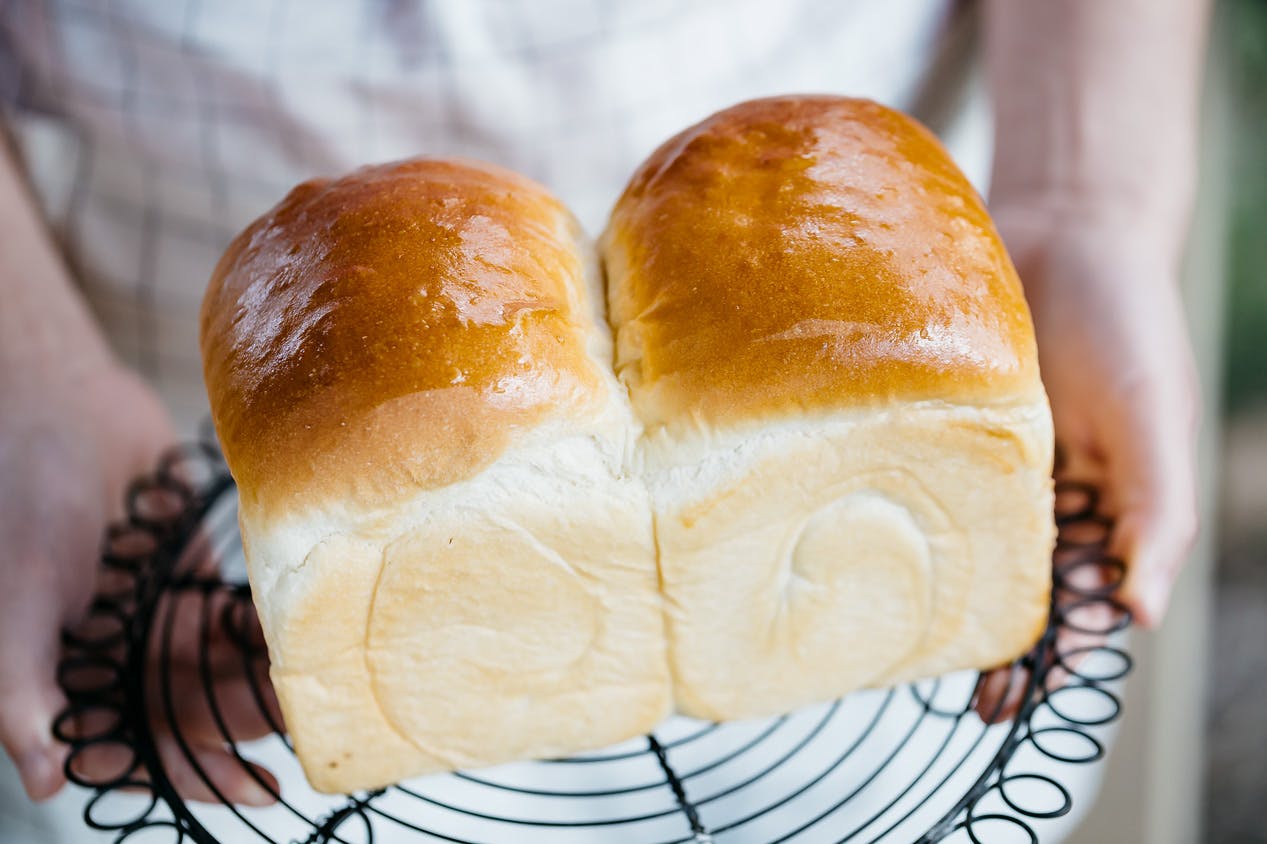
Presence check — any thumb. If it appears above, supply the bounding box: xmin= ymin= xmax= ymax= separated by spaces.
xmin=1111 ymin=395 xmax=1199 ymax=629
xmin=0 ymin=591 xmax=70 ymax=800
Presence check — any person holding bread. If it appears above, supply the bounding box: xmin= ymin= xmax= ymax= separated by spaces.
xmin=0 ymin=1 xmax=1206 ymax=841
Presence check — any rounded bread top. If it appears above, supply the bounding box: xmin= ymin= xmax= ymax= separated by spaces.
xmin=201 ymin=158 xmax=602 ymax=513
xmin=603 ymin=96 xmax=1043 ymax=430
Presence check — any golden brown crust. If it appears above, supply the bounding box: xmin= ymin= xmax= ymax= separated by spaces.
xmin=603 ymin=96 xmax=1042 ymax=429
xmin=201 ymin=158 xmax=601 ymax=514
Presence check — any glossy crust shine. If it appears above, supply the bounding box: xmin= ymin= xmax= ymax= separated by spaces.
xmin=201 ymin=158 xmax=601 ymax=514
xmin=604 ymin=96 xmax=1043 ymax=429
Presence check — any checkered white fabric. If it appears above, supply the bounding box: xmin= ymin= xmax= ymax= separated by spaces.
xmin=0 ymin=6 xmax=1117 ymax=844
xmin=1 ymin=0 xmax=961 ymax=431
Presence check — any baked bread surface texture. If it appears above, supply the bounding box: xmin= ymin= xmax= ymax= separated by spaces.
xmin=201 ymin=158 xmax=669 ymax=792
xmin=203 ymin=158 xmax=602 ymax=515
xmin=604 ymin=95 xmax=1042 ymax=429
xmin=603 ymin=96 xmax=1055 ymax=721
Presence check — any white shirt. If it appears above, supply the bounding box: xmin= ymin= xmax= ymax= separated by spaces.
xmin=0 ymin=0 xmax=976 ymax=431
xmin=2 ymin=4 xmax=1112 ymax=843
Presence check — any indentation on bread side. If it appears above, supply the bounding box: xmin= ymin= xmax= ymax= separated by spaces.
xmin=360 ymin=538 xmax=454 ymax=765
xmin=777 ymin=491 xmax=934 ymax=662
xmin=259 ymin=532 xmax=436 ymax=790
xmin=364 ymin=517 xmax=601 ymax=767
xmin=657 ymin=462 xmax=953 ymax=721
xmin=872 ymin=407 xmax=1055 ymax=683
xmin=643 ymin=406 xmax=1054 ymax=721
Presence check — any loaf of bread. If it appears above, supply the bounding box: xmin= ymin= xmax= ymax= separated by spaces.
xmin=603 ymin=96 xmax=1055 ymax=721
xmin=200 ymin=159 xmax=670 ymax=792
xmin=201 ymin=96 xmax=1054 ymax=793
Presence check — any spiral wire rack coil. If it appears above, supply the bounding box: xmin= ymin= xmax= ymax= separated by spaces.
xmin=55 ymin=435 xmax=1133 ymax=843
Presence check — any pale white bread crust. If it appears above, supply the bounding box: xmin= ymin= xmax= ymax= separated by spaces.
xmin=243 ymin=417 xmax=670 ymax=793
xmin=641 ymin=399 xmax=1054 ymax=721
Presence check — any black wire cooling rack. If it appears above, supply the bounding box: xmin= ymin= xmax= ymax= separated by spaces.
xmin=54 ymin=434 xmax=1133 ymax=844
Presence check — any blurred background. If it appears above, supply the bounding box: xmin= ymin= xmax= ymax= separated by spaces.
xmin=1205 ymin=0 xmax=1267 ymax=840
xmin=0 ymin=1 xmax=1261 ymax=841
xmin=1080 ymin=0 xmax=1267 ymax=841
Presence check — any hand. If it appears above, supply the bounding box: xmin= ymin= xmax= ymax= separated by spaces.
xmin=0 ymin=363 xmax=279 ymax=804
xmin=975 ymin=198 xmax=1200 ymax=719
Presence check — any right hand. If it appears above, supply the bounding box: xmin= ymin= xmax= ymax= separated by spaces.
xmin=0 ymin=362 xmax=278 ymax=805
xmin=973 ymin=199 xmax=1200 ymax=721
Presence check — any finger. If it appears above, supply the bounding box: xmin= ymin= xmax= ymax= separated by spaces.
xmin=158 ymin=668 xmax=281 ymax=747
xmin=147 ymin=589 xmax=281 ymax=745
xmin=0 ymin=684 xmax=69 ymax=800
xmin=1045 ymin=600 xmax=1118 ymax=691
xmin=974 ymin=662 xmax=1030 ymax=723
xmin=1109 ymin=401 xmax=1199 ymax=629
xmin=176 ymin=526 xmax=223 ymax=581
xmin=155 ymin=589 xmax=243 ymax=672
xmin=146 ymin=673 xmax=281 ymax=806
xmin=0 ymin=593 xmax=70 ymax=800
xmin=153 ymin=735 xmax=278 ymax=807
xmin=973 ymin=617 xmax=1115 ymax=724
xmin=146 ymin=646 xmax=280 ymax=805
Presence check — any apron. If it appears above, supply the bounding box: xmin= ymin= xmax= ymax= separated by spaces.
xmin=1 ymin=3 xmax=1108 ymax=841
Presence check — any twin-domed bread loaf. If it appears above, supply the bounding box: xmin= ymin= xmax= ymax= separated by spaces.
xmin=200 ymin=97 xmax=1055 ymax=793
xmin=604 ymin=96 xmax=1055 ymax=720
xmin=201 ymin=159 xmax=669 ymax=792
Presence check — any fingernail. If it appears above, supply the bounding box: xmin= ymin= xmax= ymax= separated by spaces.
xmin=19 ymin=749 xmax=57 ymax=801
xmin=239 ymin=778 xmax=275 ymax=807
xmin=1141 ymin=580 xmax=1171 ymax=628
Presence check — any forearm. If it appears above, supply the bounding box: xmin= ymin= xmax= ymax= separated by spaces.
xmin=985 ymin=0 xmax=1209 ymax=246
xmin=0 ymin=138 xmax=115 ymax=392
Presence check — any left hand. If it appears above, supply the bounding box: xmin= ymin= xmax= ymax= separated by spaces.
xmin=975 ymin=197 xmax=1200 ymax=719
